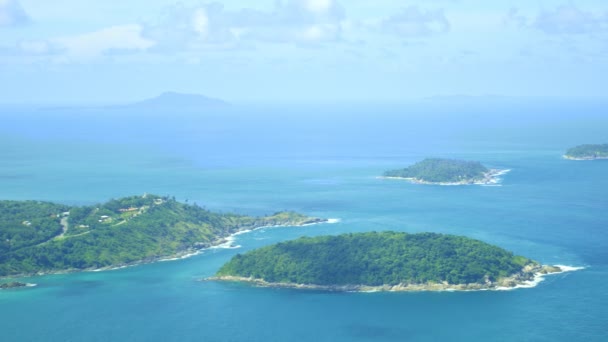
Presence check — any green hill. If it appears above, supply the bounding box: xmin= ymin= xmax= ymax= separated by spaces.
xmin=565 ymin=144 xmax=608 ymax=160
xmin=383 ymin=158 xmax=493 ymax=184
xmin=0 ymin=195 xmax=323 ymax=276
xmin=216 ymin=232 xmax=550 ymax=291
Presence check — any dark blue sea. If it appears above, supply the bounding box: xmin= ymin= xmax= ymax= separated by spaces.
xmin=0 ymin=99 xmax=607 ymax=341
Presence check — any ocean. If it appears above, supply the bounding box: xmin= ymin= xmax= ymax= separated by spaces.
xmin=0 ymin=99 xmax=607 ymax=341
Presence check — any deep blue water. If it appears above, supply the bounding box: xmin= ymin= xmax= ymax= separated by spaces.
xmin=0 ymin=100 xmax=607 ymax=341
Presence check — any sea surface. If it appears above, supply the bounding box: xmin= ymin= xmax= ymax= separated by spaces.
xmin=0 ymin=99 xmax=607 ymax=341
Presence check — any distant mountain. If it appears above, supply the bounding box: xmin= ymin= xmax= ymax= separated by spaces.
xmin=121 ymin=92 xmax=228 ymax=111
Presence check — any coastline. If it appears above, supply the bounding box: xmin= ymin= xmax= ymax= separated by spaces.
xmin=84 ymin=217 xmax=336 ymax=273
xmin=0 ymin=282 xmax=37 ymax=290
xmin=563 ymin=155 xmax=608 ymax=161
xmin=210 ymin=264 xmax=584 ymax=293
xmin=381 ymin=169 xmax=510 ymax=186
xmin=1 ymin=217 xmax=336 ymax=280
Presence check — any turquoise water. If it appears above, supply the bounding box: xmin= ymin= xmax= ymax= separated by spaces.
xmin=1 ymin=101 xmax=607 ymax=341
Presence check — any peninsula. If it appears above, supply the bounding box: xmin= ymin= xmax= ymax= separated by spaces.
xmin=213 ymin=232 xmax=564 ymax=292
xmin=0 ymin=195 xmax=325 ymax=277
xmin=564 ymin=144 xmax=608 ymax=160
xmin=383 ymin=158 xmax=507 ymax=185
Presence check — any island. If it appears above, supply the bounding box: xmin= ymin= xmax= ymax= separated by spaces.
xmin=0 ymin=194 xmax=325 ymax=277
xmin=119 ymin=91 xmax=228 ymax=111
xmin=213 ymin=232 xmax=564 ymax=292
xmin=383 ymin=158 xmax=507 ymax=185
xmin=0 ymin=281 xmax=29 ymax=289
xmin=564 ymin=144 xmax=608 ymax=160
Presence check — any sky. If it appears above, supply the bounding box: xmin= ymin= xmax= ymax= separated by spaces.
xmin=0 ymin=0 xmax=607 ymax=104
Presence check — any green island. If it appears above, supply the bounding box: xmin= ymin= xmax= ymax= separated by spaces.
xmin=564 ymin=144 xmax=608 ymax=160
xmin=213 ymin=232 xmax=563 ymax=292
xmin=383 ymin=158 xmax=507 ymax=185
xmin=0 ymin=194 xmax=325 ymax=277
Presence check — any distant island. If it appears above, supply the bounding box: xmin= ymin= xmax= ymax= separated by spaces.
xmin=213 ymin=232 xmax=565 ymax=292
xmin=0 ymin=195 xmax=325 ymax=277
xmin=118 ymin=91 xmax=228 ymax=111
xmin=383 ymin=158 xmax=508 ymax=185
xmin=564 ymin=144 xmax=608 ymax=160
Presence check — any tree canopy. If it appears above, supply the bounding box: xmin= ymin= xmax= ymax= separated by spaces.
xmin=217 ymin=232 xmax=533 ymax=286
xmin=384 ymin=158 xmax=489 ymax=183
xmin=0 ymin=195 xmax=319 ymax=276
xmin=565 ymin=144 xmax=608 ymax=159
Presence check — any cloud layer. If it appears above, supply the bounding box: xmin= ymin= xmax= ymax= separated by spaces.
xmin=507 ymin=4 xmax=608 ymax=36
xmin=378 ymin=6 xmax=450 ymax=37
xmin=0 ymin=0 xmax=29 ymax=27
xmin=143 ymin=0 xmax=347 ymax=50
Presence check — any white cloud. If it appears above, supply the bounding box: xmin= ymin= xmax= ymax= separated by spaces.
xmin=304 ymin=0 xmax=332 ymax=14
xmin=16 ymin=24 xmax=155 ymax=61
xmin=0 ymin=0 xmax=29 ymax=27
xmin=535 ymin=5 xmax=598 ymax=35
xmin=506 ymin=5 xmax=607 ymax=36
xmin=18 ymin=40 xmax=53 ymax=54
xmin=378 ymin=6 xmax=450 ymax=37
xmin=143 ymin=0 xmax=346 ymax=50
xmin=504 ymin=8 xmax=528 ymax=28
xmin=192 ymin=8 xmax=210 ymax=38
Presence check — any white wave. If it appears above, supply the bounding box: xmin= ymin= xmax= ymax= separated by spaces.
xmin=553 ymin=265 xmax=586 ymax=272
xmin=495 ymin=265 xmax=585 ymax=291
xmin=327 ymin=218 xmax=341 ymax=224
xmin=159 ymin=251 xmax=202 ymax=262
xmin=209 ymin=236 xmax=240 ymax=250
xmin=494 ymin=169 xmax=512 ymax=176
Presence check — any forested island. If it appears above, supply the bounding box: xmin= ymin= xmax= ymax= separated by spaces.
xmin=0 ymin=195 xmax=325 ymax=277
xmin=214 ymin=232 xmax=563 ymax=292
xmin=564 ymin=144 xmax=608 ymax=160
xmin=383 ymin=158 xmax=507 ymax=185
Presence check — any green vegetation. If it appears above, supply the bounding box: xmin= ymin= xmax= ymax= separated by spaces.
xmin=0 ymin=195 xmax=323 ymax=276
xmin=384 ymin=158 xmax=490 ymax=183
xmin=565 ymin=144 xmax=608 ymax=160
xmin=0 ymin=201 xmax=69 ymax=255
xmin=217 ymin=232 xmax=534 ymax=286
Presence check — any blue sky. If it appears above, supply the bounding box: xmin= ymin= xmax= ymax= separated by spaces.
xmin=0 ymin=0 xmax=607 ymax=104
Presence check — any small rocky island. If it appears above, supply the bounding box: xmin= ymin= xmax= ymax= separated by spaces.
xmin=0 ymin=281 xmax=29 ymax=290
xmin=383 ymin=158 xmax=507 ymax=185
xmin=213 ymin=232 xmax=564 ymax=292
xmin=564 ymin=144 xmax=608 ymax=160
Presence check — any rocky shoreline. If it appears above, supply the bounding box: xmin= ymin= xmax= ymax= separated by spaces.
xmin=210 ymin=264 xmax=570 ymax=292
xmin=382 ymin=169 xmax=509 ymax=186
xmin=563 ymin=155 xmax=608 ymax=161
xmin=0 ymin=217 xmax=329 ymax=280
xmin=0 ymin=281 xmax=32 ymax=290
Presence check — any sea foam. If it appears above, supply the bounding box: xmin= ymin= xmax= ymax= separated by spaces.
xmin=495 ymin=265 xmax=586 ymax=291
